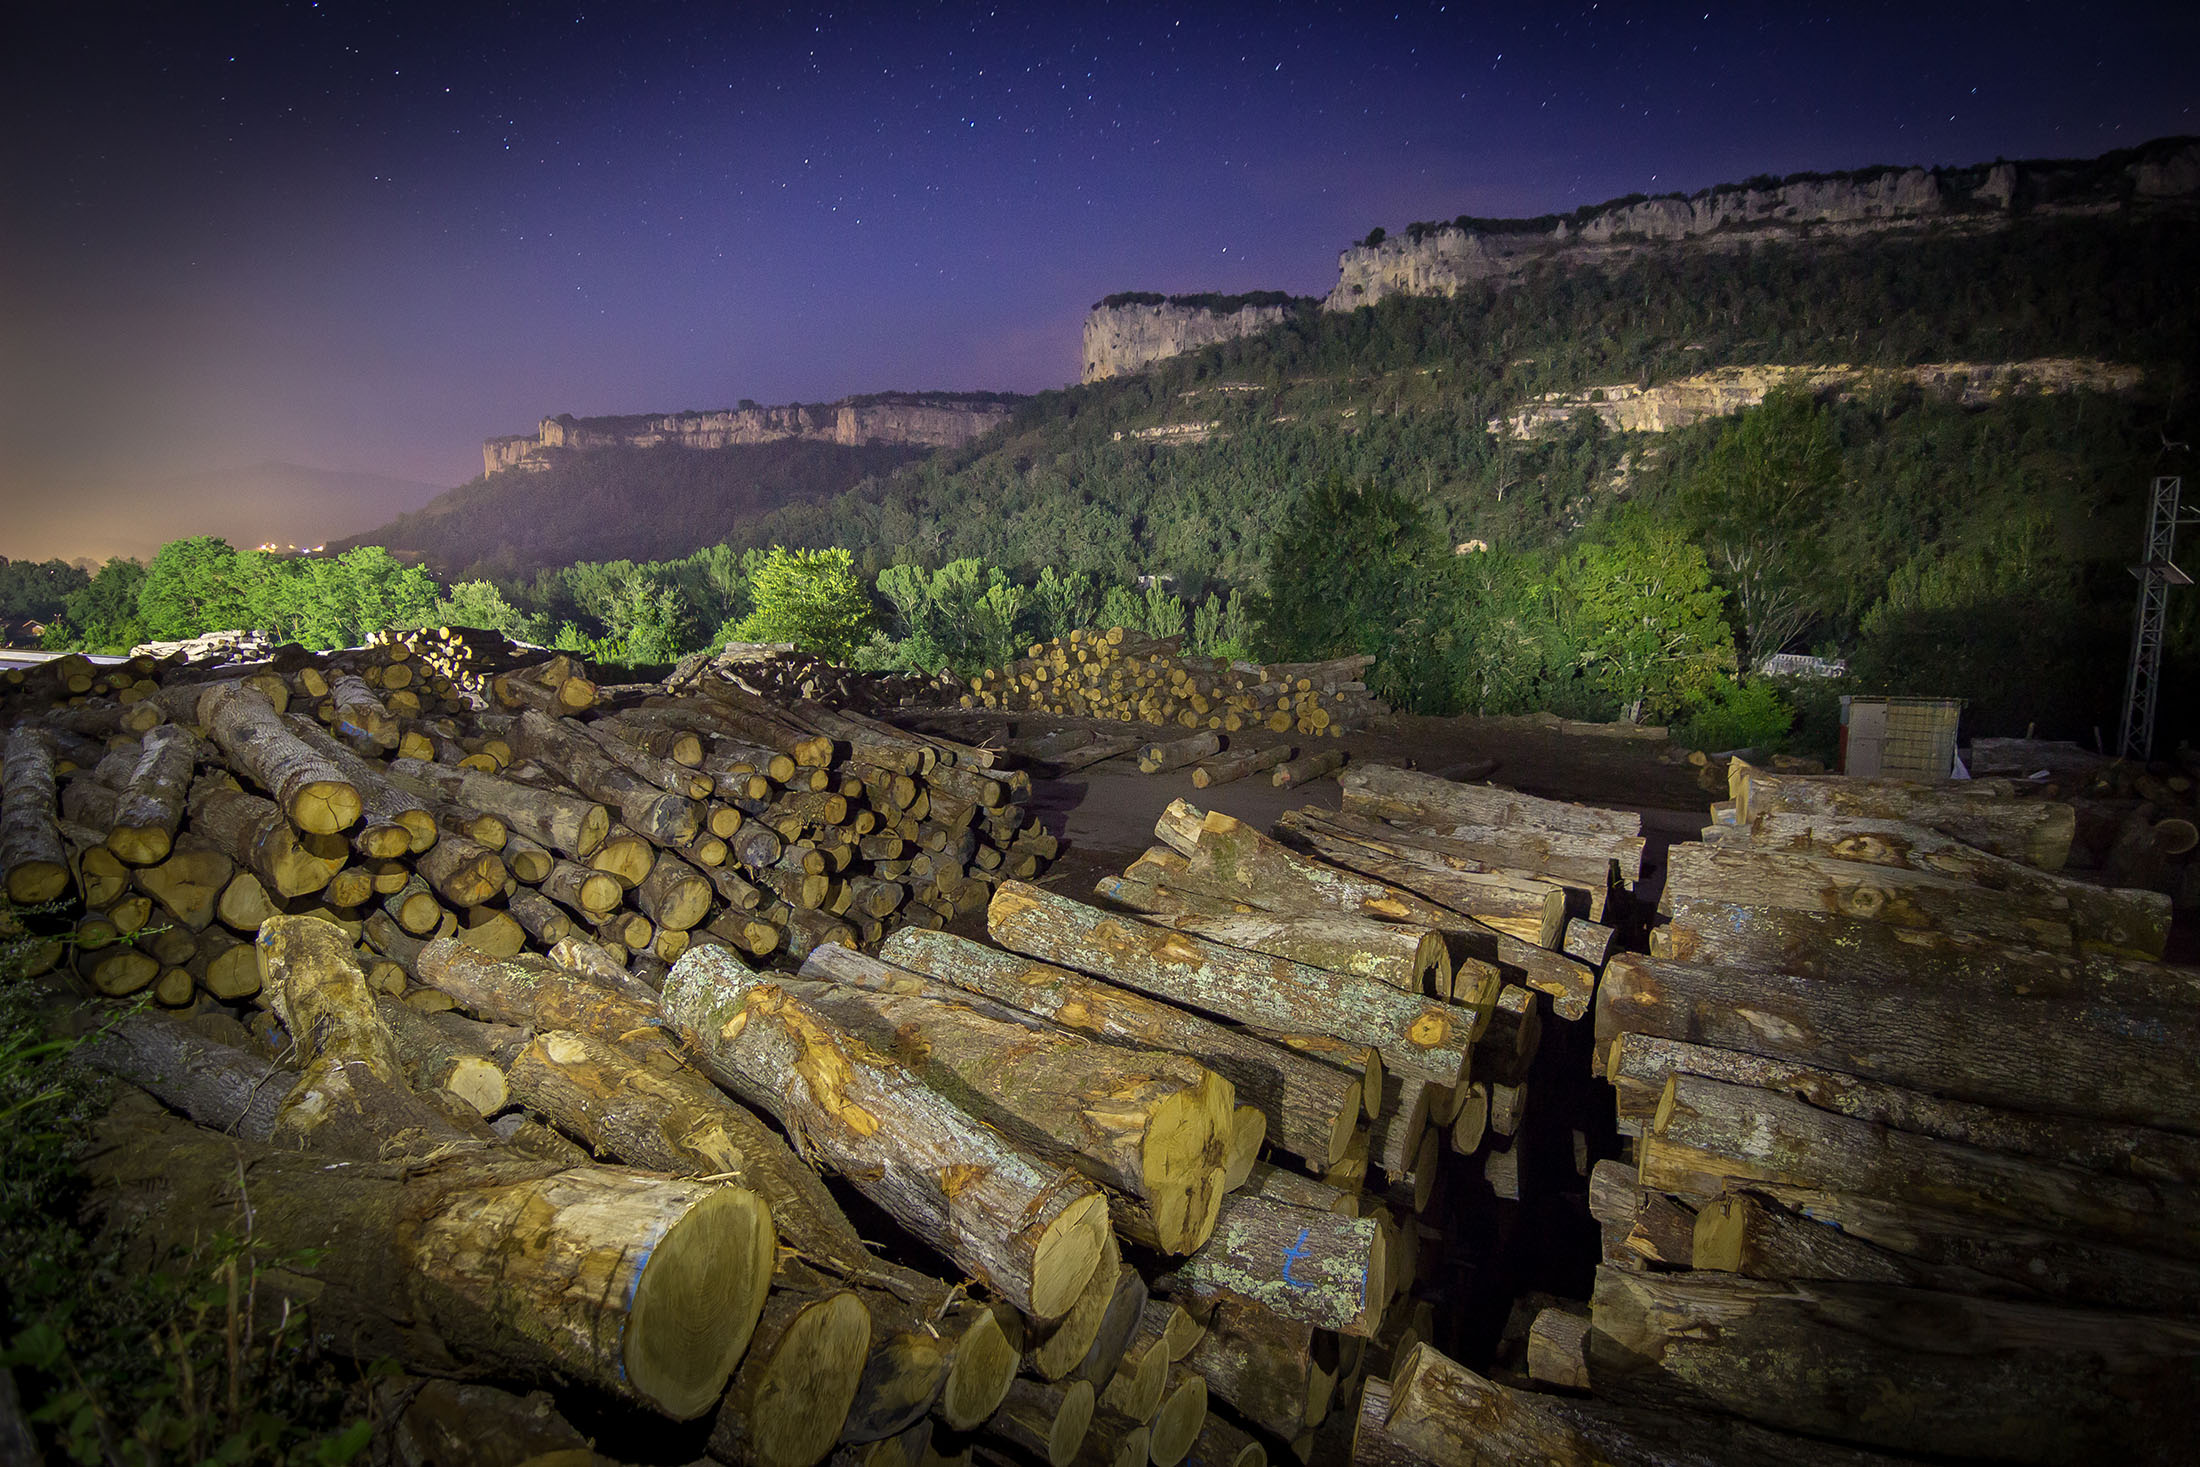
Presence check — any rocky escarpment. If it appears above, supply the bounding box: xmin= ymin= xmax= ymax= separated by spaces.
xmin=1491 ymin=359 xmax=2144 ymax=438
xmin=1328 ymin=137 xmax=2200 ymax=311
xmin=482 ymin=391 xmax=1021 ymax=476
xmin=1082 ymin=292 xmax=1314 ymax=383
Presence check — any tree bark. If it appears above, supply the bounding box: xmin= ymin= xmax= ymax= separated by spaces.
xmin=1663 ymin=844 xmax=2075 ymax=950
xmin=198 ymin=682 xmax=361 ymax=834
xmin=795 ymin=947 xmax=1233 ymax=1254
xmin=1158 ymin=1192 xmax=1386 ymax=1336
xmin=1139 ymin=731 xmax=1222 ymax=775
xmin=416 ymin=829 xmax=508 ymax=908
xmin=1134 ymin=909 xmax=1451 ymax=998
xmin=981 ymin=1377 xmax=1094 ymax=1467
xmin=1609 ymin=1031 xmax=2200 ymax=1185
xmin=76 ymin=1012 xmax=292 ymax=1140
xmin=877 ymin=927 xmax=1362 ymax=1168
xmin=1268 ymin=749 xmax=1344 ymax=787
xmin=1277 ymin=824 xmax=1570 ymax=950
xmin=1643 ymin=1072 xmax=2200 ymax=1255
xmin=1585 ymin=1264 xmax=2200 ymax=1465
xmin=1598 ymin=954 xmax=2200 ymax=1135
xmin=2 ymin=725 xmax=69 ymax=903
xmin=1744 ymin=810 xmax=2171 ymax=957
xmin=499 ymin=1025 xmax=875 ymax=1273
xmin=1690 ymin=1189 xmax=2200 ymax=1313
xmin=417 ymin=939 xmax=661 ymax=1041
xmin=1320 ymin=802 xmax=1640 ymax=885
xmin=86 ymin=1104 xmax=776 ymax=1421
xmin=660 ymin=945 xmax=1113 ymax=1321
xmin=1179 ymin=1297 xmax=1313 ymax=1440
xmin=1152 ymin=801 xmax=1453 ymax=925
xmin=258 ymin=915 xmax=487 ymax=1158
xmin=510 ymin=711 xmax=701 ymax=845
xmin=375 ymin=1000 xmax=512 ymax=1117
xmin=1338 ymin=764 xmax=1642 ymax=838
xmin=392 ymin=756 xmax=609 ymax=858
xmin=1653 ymin=897 xmax=2200 ymax=1008
xmin=1730 ymin=757 xmax=2076 ymax=867
xmin=635 ymin=848 xmax=712 ymax=932
xmin=988 ymin=880 xmax=1472 ymax=1087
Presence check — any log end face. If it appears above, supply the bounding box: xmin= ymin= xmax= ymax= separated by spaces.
xmin=939 ymin=1306 xmax=1019 ymax=1429
xmin=1031 ymin=1190 xmax=1114 ymax=1321
xmin=622 ymin=1183 xmax=777 ymax=1420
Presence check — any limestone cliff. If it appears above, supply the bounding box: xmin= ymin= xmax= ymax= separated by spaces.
xmin=1327 ymin=138 xmax=2200 ymax=311
xmin=482 ymin=391 xmax=1020 ymax=476
xmin=1081 ymin=292 xmax=1314 ymax=384
xmin=1491 ymin=359 xmax=2144 ymax=439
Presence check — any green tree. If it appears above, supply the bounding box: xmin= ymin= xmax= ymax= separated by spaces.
xmin=733 ymin=547 xmax=877 ymax=662
xmin=1679 ymin=387 xmax=1840 ymax=666
xmin=1255 ymin=474 xmax=1437 ymax=663
xmin=1030 ymin=566 xmax=1099 ymax=642
xmin=136 ymin=537 xmax=252 ymax=641
xmin=1567 ymin=511 xmax=1736 ymax=722
xmin=1141 ymin=584 xmax=1187 ymax=640
xmin=0 ymin=559 xmax=88 ymax=622
xmin=1098 ymin=584 xmax=1145 ymax=635
xmin=43 ymin=558 xmax=147 ymax=652
xmin=436 ymin=580 xmax=546 ymax=641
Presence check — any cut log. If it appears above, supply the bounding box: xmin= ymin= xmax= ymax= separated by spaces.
xmin=1663 ymin=843 xmax=2074 ymax=950
xmin=982 ymin=1377 xmax=1093 ymax=1467
xmin=1609 ymin=1031 xmax=2200 ymax=1185
xmin=1158 ymin=1192 xmax=1385 ymax=1336
xmin=635 ymin=848 xmax=712 ymax=932
xmin=1152 ymin=801 xmax=1453 ymax=925
xmin=1147 ymin=1367 xmax=1206 ymax=1467
xmin=198 ymin=682 xmax=361 ymax=834
xmin=257 ymin=914 xmax=485 ymax=1158
xmin=1338 ymin=764 xmax=1641 ymax=838
xmin=1179 ymin=1298 xmax=1313 ymax=1440
xmin=415 ymin=830 xmax=507 ymax=908
xmin=104 ymin=724 xmax=197 ymax=864
xmin=417 ymin=940 xmax=660 ymax=1042
xmin=187 ymin=776 xmax=344 ymax=898
xmin=795 ymin=947 xmax=1234 ymax=1255
xmin=88 ymin=1103 xmax=776 ymax=1421
xmin=1526 ymin=1307 xmax=1591 ymax=1391
xmin=1653 ymin=897 xmax=2200 ymax=1008
xmin=541 ymin=858 xmax=623 ymax=918
xmin=1746 ymin=810 xmax=2171 ymax=957
xmin=283 ymin=714 xmax=436 ymax=855
xmin=1139 ymin=731 xmax=1222 ymax=775
xmin=1277 ymin=823 xmax=1570 ymax=950
xmin=376 ymin=1000 xmax=512 ymax=1117
xmin=499 ymin=1025 xmax=873 ymax=1273
xmin=709 ymin=1260 xmax=872 ymax=1467
xmin=1691 ymin=1188 xmax=2200 ymax=1313
xmin=392 ymin=757 xmax=610 ymax=858
xmin=661 ymin=945 xmax=1113 ymax=1321
xmin=1317 ymin=804 xmax=1639 ymax=886
xmin=1191 ymin=744 xmax=1291 ymax=789
xmin=988 ymin=881 xmax=1472 ymax=1086
xmin=506 ymin=885 xmax=573 ymax=946
xmin=1598 ymin=954 xmax=2200 ymax=1135
xmin=76 ymin=1012 xmax=292 ymax=1140
xmin=1134 ymin=909 xmax=1451 ymax=998
xmin=2 ymin=726 xmax=69 ymax=903
xmin=1644 ymin=1071 xmax=2200 ymax=1255
xmin=1180 ymin=1416 xmax=1263 ymax=1467
xmin=877 ymin=928 xmax=1362 ymax=1167
xmin=1268 ymin=750 xmax=1344 ymax=787
xmin=1072 ymin=1266 xmax=1150 ymax=1391
xmin=512 ymin=711 xmax=701 ymax=845
xmin=1032 ymin=1228 xmax=1127 ymax=1381
xmin=134 ymin=845 xmax=233 ymax=931
xmin=1730 ymin=757 xmax=2076 ymax=868
xmin=1586 ymin=1264 xmax=2200 ymax=1465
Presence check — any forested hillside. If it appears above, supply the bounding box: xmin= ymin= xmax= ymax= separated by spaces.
xmin=343 ymin=438 xmax=929 ymax=575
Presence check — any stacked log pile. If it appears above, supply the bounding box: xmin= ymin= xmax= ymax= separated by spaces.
xmin=962 ymin=629 xmax=1385 ymax=737
xmin=1511 ymin=757 xmax=2200 ymax=1467
xmin=664 ymin=641 xmax=947 ymax=714
xmin=2 ymin=637 xmax=1052 ymax=1010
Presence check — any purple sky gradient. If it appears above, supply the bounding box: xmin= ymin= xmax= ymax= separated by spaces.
xmin=4 ymin=0 xmax=2196 ymax=561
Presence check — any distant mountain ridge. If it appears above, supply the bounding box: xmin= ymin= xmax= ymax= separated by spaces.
xmin=1081 ymin=135 xmax=2200 ymax=380
xmin=480 ymin=390 xmax=1022 ymax=475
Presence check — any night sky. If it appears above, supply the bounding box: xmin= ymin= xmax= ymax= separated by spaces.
xmin=5 ymin=1 xmax=2196 ymax=563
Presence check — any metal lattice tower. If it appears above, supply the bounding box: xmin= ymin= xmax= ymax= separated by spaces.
xmin=2119 ymin=475 xmax=2197 ymax=761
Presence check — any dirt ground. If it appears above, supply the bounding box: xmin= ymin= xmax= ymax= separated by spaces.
xmin=910 ymin=708 xmax=1716 ymax=909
